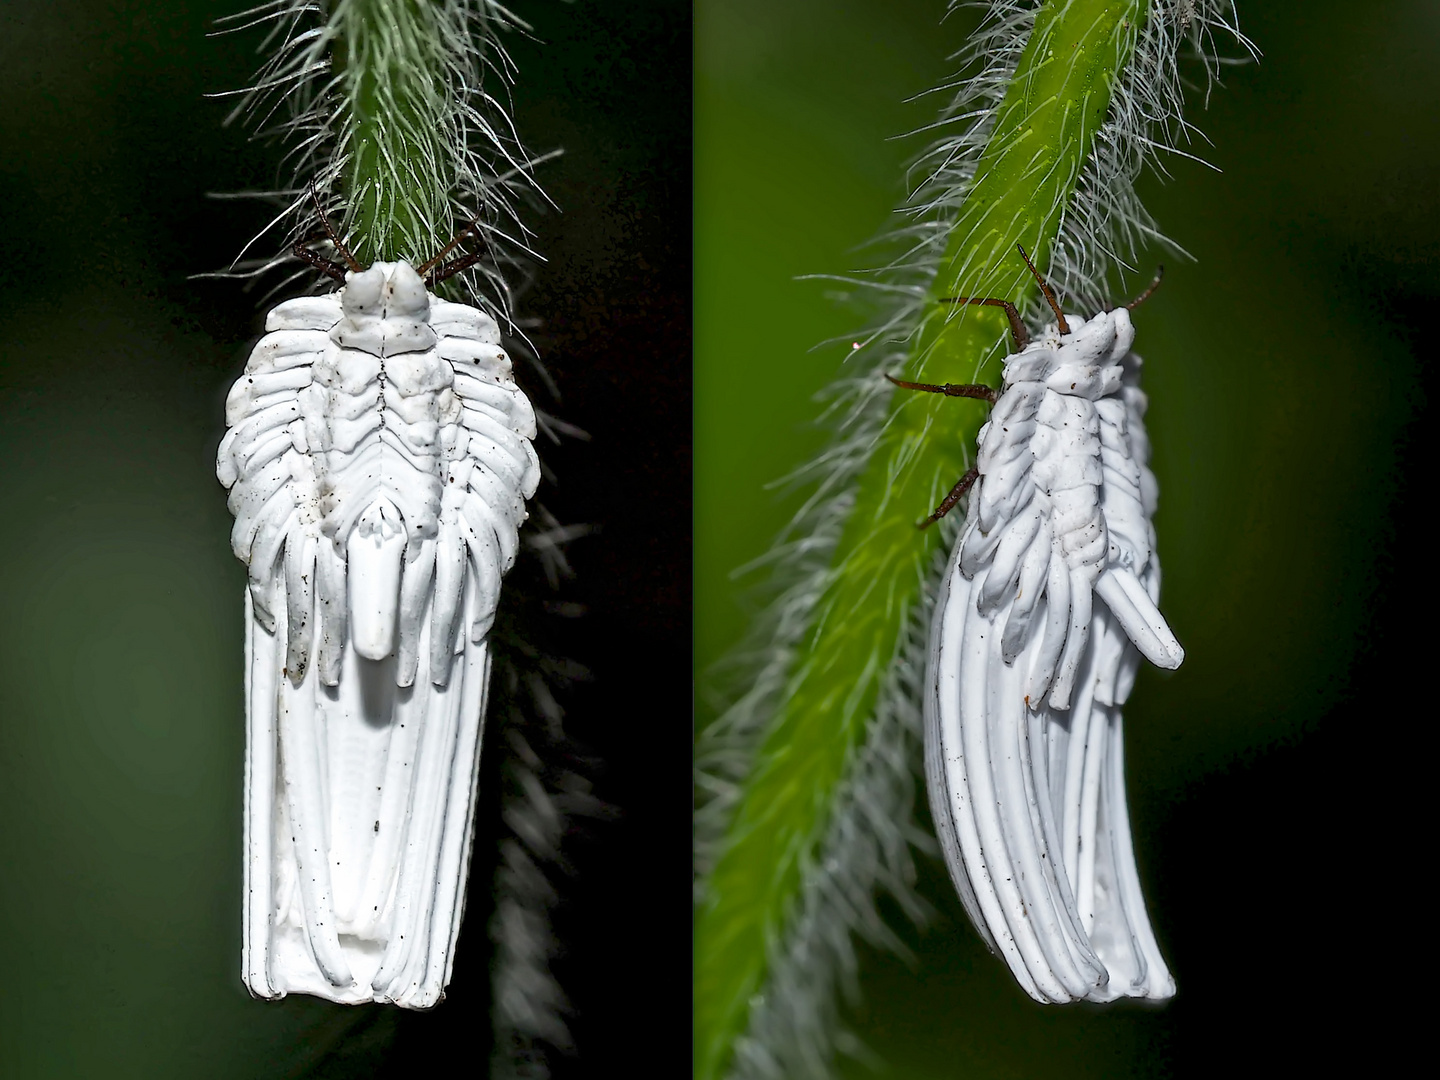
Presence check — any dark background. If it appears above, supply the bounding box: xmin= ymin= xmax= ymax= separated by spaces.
xmin=0 ymin=0 xmax=689 ymax=1076
xmin=698 ymin=0 xmax=1432 ymax=1076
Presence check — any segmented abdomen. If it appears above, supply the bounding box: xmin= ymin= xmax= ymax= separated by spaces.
xmin=217 ymin=286 xmax=540 ymax=689
xmin=957 ymin=313 xmax=1132 ymax=709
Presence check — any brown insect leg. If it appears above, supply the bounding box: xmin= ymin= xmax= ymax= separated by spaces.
xmin=292 ymin=243 xmax=349 ymax=283
xmin=427 ymin=250 xmax=486 ymax=287
xmin=307 ymin=180 xmax=362 ymax=273
xmin=418 ymin=214 xmax=487 ymax=279
xmin=1126 ymin=265 xmax=1164 ymax=310
xmin=920 ymin=467 xmax=979 ymax=530
xmin=886 ymin=373 xmax=998 ymax=405
xmin=936 ymin=296 xmax=1029 ymax=350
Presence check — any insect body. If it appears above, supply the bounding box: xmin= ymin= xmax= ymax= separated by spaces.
xmin=218 ymin=259 xmax=539 ymax=1006
xmin=914 ymin=252 xmax=1180 ymax=1002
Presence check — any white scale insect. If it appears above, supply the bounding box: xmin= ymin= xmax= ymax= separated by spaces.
xmin=895 ymin=247 xmax=1182 ymax=1003
xmin=216 ymin=206 xmax=539 ymax=1006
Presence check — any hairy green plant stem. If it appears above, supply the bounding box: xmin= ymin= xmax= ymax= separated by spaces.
xmin=694 ymin=2 xmax=1147 ymax=1076
xmin=340 ymin=0 xmax=454 ymax=263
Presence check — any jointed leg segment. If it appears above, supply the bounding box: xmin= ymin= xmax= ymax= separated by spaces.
xmin=418 ymin=214 xmax=490 ymax=286
xmin=886 ymin=373 xmax=998 ymax=404
xmin=887 ymin=374 xmax=991 ymax=529
xmin=921 ymin=467 xmax=979 ymax=529
xmin=936 ymin=296 xmax=1030 ymax=350
xmin=292 ymin=243 xmax=350 ymax=282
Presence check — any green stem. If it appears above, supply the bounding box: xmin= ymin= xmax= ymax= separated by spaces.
xmin=694 ymin=2 xmax=1146 ymax=1076
xmin=339 ymin=0 xmax=455 ymax=263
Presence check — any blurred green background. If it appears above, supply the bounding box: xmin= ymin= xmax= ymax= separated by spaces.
xmin=0 ymin=0 xmax=688 ymax=1076
xmin=698 ymin=0 xmax=1433 ymax=1075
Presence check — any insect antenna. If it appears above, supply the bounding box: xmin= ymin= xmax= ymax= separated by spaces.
xmin=1015 ymin=243 xmax=1069 ymax=334
xmin=418 ymin=214 xmax=489 ymax=286
xmin=1126 ymin=266 xmax=1164 ymax=310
